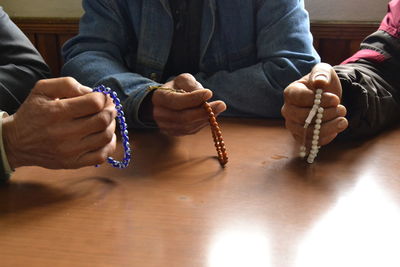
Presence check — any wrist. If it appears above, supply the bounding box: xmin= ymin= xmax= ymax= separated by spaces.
xmin=138 ymin=89 xmax=156 ymax=124
xmin=2 ymin=115 xmax=22 ymax=169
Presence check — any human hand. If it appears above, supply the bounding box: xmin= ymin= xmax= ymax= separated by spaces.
xmin=2 ymin=77 xmax=117 ymax=169
xmin=281 ymin=63 xmax=348 ymax=146
xmin=151 ymin=73 xmax=227 ymax=136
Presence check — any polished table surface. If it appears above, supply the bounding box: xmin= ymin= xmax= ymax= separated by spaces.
xmin=1 ymin=118 xmax=400 ymax=267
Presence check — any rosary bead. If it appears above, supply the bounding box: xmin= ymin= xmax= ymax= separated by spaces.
xmin=311 ymin=144 xmax=318 ymax=150
xmin=209 ymin=116 xmax=217 ymax=124
xmin=300 ymin=88 xmax=325 ymax=164
xmin=93 ymin=85 xmax=131 ymax=169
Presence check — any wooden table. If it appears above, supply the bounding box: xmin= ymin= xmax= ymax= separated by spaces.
xmin=1 ymin=118 xmax=400 ymax=267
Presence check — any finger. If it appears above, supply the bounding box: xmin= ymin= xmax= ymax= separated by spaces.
xmin=282 ymin=104 xmax=347 ymax=124
xmin=173 ymin=73 xmax=204 ymax=92
xmin=286 ymin=117 xmax=348 ymax=146
xmin=153 ymin=89 xmax=212 ymax=110
xmin=154 ymin=105 xmax=209 ymax=126
xmin=284 ymin=84 xmax=340 ymax=108
xmin=77 ymin=134 xmax=117 ymax=167
xmin=309 ymin=117 xmax=348 ymax=146
xmin=79 ymin=120 xmax=116 ymax=152
xmin=59 ymin=92 xmax=109 ymax=118
xmin=57 ymin=119 xmax=116 ymax=159
xmin=208 ymin=100 xmax=227 ymax=116
xmin=310 ymin=63 xmax=342 ymax=98
xmin=61 ymin=104 xmax=117 ymax=136
xmin=34 ymin=77 xmax=92 ymax=99
xmin=61 ymin=120 xmax=115 ymax=160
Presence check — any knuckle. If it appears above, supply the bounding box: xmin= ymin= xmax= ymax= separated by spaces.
xmin=176 ymin=73 xmax=192 ymax=81
xmin=96 ymin=112 xmax=111 ymax=129
xmin=34 ymin=79 xmax=47 ymax=90
xmin=283 ymin=87 xmax=291 ymax=99
xmin=90 ymin=95 xmax=106 ymax=112
xmin=62 ymin=77 xmax=78 ymax=88
xmin=152 ymin=108 xmax=163 ymax=121
xmin=94 ymin=153 xmax=107 ymax=165
xmin=103 ymin=129 xmax=115 ymax=144
xmin=281 ymin=105 xmax=288 ymax=118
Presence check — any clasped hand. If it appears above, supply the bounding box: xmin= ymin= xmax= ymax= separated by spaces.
xmin=282 ymin=63 xmax=349 ymax=146
xmin=2 ymin=77 xmax=117 ymax=169
xmin=151 ymin=73 xmax=227 ymax=136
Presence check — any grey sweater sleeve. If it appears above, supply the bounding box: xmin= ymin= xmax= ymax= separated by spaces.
xmin=0 ymin=8 xmax=50 ymax=114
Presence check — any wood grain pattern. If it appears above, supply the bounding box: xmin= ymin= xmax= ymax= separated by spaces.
xmin=1 ymin=118 xmax=400 ymax=267
xmin=12 ymin=18 xmax=380 ymax=76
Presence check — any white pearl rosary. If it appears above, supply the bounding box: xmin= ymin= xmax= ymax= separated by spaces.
xmin=299 ymin=88 xmax=324 ymax=163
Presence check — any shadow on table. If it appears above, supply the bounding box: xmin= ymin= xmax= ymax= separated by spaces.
xmin=0 ymin=176 xmax=117 ymax=216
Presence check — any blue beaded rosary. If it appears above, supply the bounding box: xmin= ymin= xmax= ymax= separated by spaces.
xmin=93 ymin=85 xmax=131 ymax=168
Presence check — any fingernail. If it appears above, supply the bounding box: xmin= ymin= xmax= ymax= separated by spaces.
xmin=216 ymin=102 xmax=227 ymax=113
xmin=202 ymin=89 xmax=212 ymax=100
xmin=338 ymin=119 xmax=347 ymax=129
xmin=314 ymin=74 xmax=328 ymax=83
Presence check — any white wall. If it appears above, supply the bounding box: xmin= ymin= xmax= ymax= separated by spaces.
xmin=0 ymin=0 xmax=391 ymax=22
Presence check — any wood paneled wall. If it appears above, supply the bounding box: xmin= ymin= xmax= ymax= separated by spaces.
xmin=13 ymin=18 xmax=380 ymax=77
xmin=15 ymin=18 xmax=78 ymax=77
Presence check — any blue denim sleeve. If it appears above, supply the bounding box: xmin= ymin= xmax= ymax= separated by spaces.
xmin=195 ymin=0 xmax=320 ymax=118
xmin=61 ymin=0 xmax=159 ymax=129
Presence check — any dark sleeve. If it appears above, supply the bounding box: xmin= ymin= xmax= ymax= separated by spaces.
xmin=335 ymin=58 xmax=400 ymax=139
xmin=0 ymin=8 xmax=50 ymax=114
xmin=334 ymin=0 xmax=400 ymax=139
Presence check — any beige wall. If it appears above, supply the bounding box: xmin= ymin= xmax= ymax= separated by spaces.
xmin=0 ymin=0 xmax=83 ymax=18
xmin=305 ymin=0 xmax=389 ymax=22
xmin=0 ymin=0 xmax=391 ymax=21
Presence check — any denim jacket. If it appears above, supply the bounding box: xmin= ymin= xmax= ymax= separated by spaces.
xmin=62 ymin=0 xmax=319 ymax=128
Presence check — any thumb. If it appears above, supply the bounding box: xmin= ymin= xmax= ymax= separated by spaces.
xmin=310 ymin=63 xmax=342 ymax=99
xmin=34 ymin=77 xmax=92 ymax=100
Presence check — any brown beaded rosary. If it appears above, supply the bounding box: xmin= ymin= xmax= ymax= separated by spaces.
xmin=148 ymin=86 xmax=228 ymax=167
